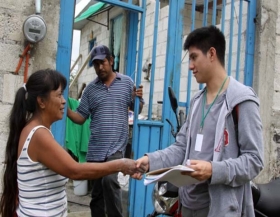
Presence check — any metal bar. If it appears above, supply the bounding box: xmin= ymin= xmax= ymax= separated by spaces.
xmin=87 ymin=17 xmax=108 ymax=28
xmin=212 ymin=0 xmax=217 ymax=25
xmin=97 ymin=0 xmax=144 ymax=13
xmin=199 ymin=0 xmax=209 ymax=90
xmin=125 ymin=12 xmax=138 ymax=80
xmin=221 ymin=0 xmax=226 ymax=33
xmin=137 ymin=120 xmax=164 ymax=126
xmin=129 ymin=0 xmax=147 ymax=215
xmin=186 ymin=0 xmax=197 ymax=114
xmin=148 ymin=0 xmax=160 ymax=120
xmin=227 ymin=0 xmax=235 ymax=76
xmin=244 ymin=0 xmax=256 ymax=86
xmin=132 ymin=5 xmax=146 ymax=125
xmin=161 ymin=0 xmax=185 ymax=149
xmin=107 ymin=8 xmax=109 ymax=30
xmin=179 ymin=101 xmax=187 ymax=107
xmin=203 ymin=0 xmax=209 ymax=26
xmin=236 ymin=0 xmax=244 ymax=81
xmin=70 ymin=54 xmax=82 ymax=73
xmin=53 ymin=0 xmax=75 ymax=146
xmin=172 ymin=1 xmax=184 ymax=99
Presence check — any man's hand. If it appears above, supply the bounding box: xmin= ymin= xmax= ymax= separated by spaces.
xmin=67 ymin=107 xmax=86 ymax=125
xmin=133 ymin=85 xmax=143 ymax=99
xmin=130 ymin=155 xmax=149 ymax=180
xmin=181 ymin=160 xmax=212 ymax=181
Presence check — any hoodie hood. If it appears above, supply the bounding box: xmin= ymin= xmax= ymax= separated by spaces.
xmin=225 ymin=76 xmax=259 ymax=110
xmin=192 ymin=76 xmax=259 ymax=112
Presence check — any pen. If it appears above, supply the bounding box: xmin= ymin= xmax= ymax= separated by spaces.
xmin=186 ymin=159 xmax=191 ymax=166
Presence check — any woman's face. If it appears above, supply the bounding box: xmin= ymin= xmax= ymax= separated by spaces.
xmin=44 ymin=85 xmax=66 ymax=121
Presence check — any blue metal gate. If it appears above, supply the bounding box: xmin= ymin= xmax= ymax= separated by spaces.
xmin=128 ymin=0 xmax=257 ymax=216
xmin=55 ymin=0 xmax=257 ymax=216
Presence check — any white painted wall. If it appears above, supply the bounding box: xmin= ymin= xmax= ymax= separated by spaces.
xmin=71 ymin=6 xmax=128 ymax=97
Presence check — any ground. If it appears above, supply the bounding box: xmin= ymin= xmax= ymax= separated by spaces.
xmin=67 ymin=173 xmax=130 ymax=217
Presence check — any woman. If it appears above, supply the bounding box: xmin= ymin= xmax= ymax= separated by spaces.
xmin=0 ymin=69 xmax=137 ymax=217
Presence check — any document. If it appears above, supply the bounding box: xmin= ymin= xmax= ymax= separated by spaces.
xmin=144 ymin=165 xmax=199 ymax=187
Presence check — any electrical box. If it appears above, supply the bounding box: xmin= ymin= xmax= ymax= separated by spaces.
xmin=23 ymin=15 xmax=47 ymax=43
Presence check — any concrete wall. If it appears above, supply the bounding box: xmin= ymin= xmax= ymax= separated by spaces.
xmin=0 ymin=0 xmax=60 ymax=190
xmin=253 ymin=0 xmax=280 ymax=182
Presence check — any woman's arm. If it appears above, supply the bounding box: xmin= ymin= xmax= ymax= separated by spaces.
xmin=29 ymin=128 xmax=136 ymax=180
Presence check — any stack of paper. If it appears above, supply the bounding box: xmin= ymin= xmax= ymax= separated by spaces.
xmin=144 ymin=165 xmax=199 ymax=187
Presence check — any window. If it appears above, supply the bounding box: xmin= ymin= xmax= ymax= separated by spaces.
xmin=88 ymin=38 xmax=96 ymax=67
xmin=110 ymin=15 xmax=123 ymax=72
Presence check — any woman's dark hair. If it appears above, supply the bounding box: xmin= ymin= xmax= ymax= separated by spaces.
xmin=0 ymin=69 xmax=67 ymax=217
xmin=184 ymin=25 xmax=226 ymax=66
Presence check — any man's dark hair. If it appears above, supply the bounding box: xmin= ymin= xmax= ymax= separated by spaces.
xmin=184 ymin=25 xmax=226 ymax=66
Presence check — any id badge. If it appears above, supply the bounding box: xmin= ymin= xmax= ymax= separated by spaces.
xmin=195 ymin=134 xmax=203 ymax=152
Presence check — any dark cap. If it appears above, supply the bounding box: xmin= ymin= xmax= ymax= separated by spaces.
xmin=91 ymin=45 xmax=111 ymax=62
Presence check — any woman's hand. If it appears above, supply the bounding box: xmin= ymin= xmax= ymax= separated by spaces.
xmin=120 ymin=158 xmax=137 ymax=176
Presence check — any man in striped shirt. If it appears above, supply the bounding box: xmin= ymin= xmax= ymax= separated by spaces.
xmin=67 ymin=45 xmax=144 ymax=217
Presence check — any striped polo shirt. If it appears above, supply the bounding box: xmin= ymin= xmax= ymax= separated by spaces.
xmin=17 ymin=126 xmax=68 ymax=217
xmin=77 ymin=72 xmax=134 ymax=162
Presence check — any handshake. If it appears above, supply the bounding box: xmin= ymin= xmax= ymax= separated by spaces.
xmin=119 ymin=157 xmax=212 ymax=182
xmin=119 ymin=156 xmax=149 ymax=180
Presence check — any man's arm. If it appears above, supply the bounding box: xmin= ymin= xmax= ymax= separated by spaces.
xmin=67 ymin=107 xmax=86 ymax=125
xmin=130 ymin=99 xmax=144 ymax=114
xmin=145 ymin=120 xmax=189 ymax=171
xmin=210 ymin=100 xmax=264 ymax=187
xmin=139 ymin=100 xmax=144 ymax=113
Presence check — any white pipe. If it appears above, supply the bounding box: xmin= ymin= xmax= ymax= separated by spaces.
xmin=35 ymin=0 xmax=41 ymax=14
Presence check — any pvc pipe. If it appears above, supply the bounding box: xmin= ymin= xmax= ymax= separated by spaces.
xmin=35 ymin=0 xmax=41 ymax=14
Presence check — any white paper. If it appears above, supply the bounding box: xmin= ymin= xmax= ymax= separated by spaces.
xmin=144 ymin=165 xmax=198 ymax=187
xmin=195 ymin=133 xmax=203 ymax=152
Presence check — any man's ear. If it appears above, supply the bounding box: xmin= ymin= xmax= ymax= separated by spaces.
xmin=209 ymin=47 xmax=217 ymax=61
xmin=37 ymin=96 xmax=46 ymax=109
xmin=110 ymin=56 xmax=114 ymax=66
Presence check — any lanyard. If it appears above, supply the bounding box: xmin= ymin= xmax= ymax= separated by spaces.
xmin=200 ymin=76 xmax=228 ymax=133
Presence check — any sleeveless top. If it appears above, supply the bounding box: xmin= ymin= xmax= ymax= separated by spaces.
xmin=17 ymin=126 xmax=68 ymax=217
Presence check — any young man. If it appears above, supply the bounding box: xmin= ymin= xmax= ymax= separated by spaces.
xmin=134 ymin=26 xmax=264 ymax=217
xmin=67 ymin=45 xmax=144 ymax=217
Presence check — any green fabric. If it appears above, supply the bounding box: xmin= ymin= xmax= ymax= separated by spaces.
xmin=74 ymin=2 xmax=106 ymax=23
xmin=65 ymin=98 xmax=90 ymax=163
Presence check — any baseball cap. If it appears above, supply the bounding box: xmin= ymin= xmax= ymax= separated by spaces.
xmin=91 ymin=45 xmax=111 ymax=62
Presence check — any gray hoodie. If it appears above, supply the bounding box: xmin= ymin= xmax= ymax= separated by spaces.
xmin=147 ymin=77 xmax=264 ymax=217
